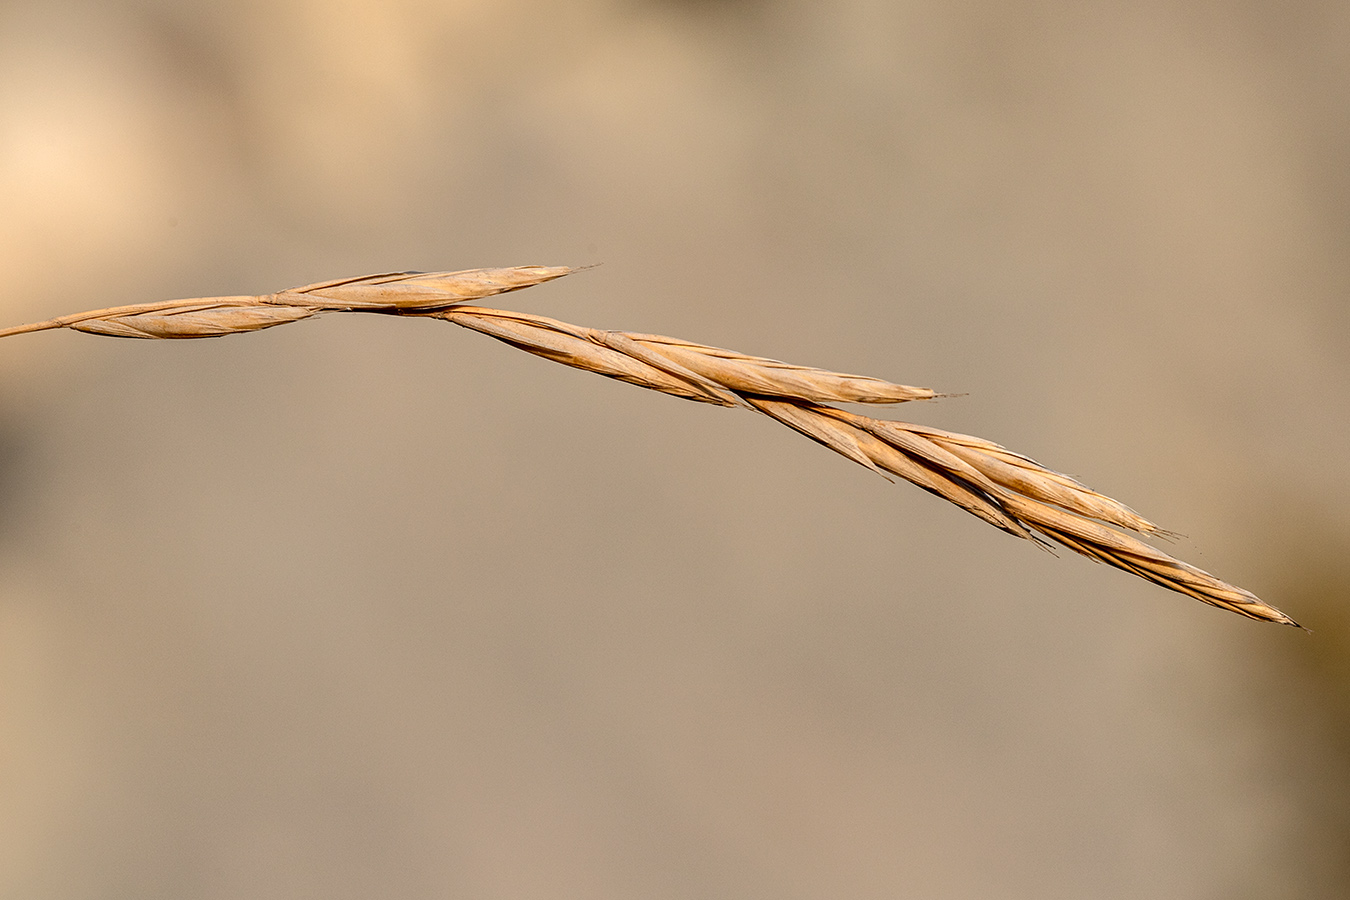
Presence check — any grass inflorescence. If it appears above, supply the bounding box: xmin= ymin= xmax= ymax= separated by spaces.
xmin=0 ymin=265 xmax=1296 ymax=626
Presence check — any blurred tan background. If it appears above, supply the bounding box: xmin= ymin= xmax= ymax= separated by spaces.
xmin=1 ymin=0 xmax=1348 ymax=897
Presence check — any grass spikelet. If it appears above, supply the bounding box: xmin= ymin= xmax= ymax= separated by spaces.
xmin=282 ymin=266 xmax=573 ymax=310
xmin=0 ymin=265 xmax=1296 ymax=627
xmin=69 ymin=303 xmax=316 ymax=339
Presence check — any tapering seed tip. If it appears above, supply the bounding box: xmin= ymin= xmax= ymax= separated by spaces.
xmin=285 ymin=265 xmax=575 ymax=310
xmin=1192 ymin=581 xmax=1290 ymax=625
xmin=1267 ymin=608 xmax=1302 ymax=628
xmin=618 ymin=334 xmax=939 ymax=405
xmin=1195 ymin=589 xmax=1299 ymax=627
xmin=895 ymin=422 xmax=1163 ymax=536
xmin=1003 ymin=493 xmax=1299 ymax=626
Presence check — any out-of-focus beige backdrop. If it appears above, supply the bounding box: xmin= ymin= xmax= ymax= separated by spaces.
xmin=1 ymin=1 xmax=1348 ymax=897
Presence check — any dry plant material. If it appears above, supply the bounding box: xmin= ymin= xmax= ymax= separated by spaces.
xmin=0 ymin=266 xmax=1296 ymax=627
